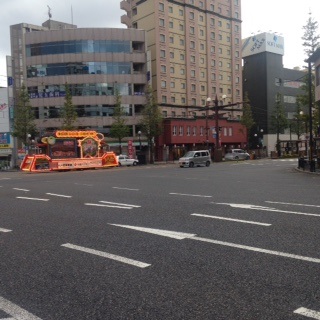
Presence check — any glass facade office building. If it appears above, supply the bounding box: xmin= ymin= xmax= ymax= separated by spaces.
xmin=9 ymin=20 xmax=148 ymax=139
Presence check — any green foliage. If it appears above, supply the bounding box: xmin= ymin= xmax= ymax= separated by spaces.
xmin=61 ymin=83 xmax=78 ymax=130
xmin=290 ymin=104 xmax=306 ymax=139
xmin=110 ymin=88 xmax=129 ymax=154
xmin=302 ymin=13 xmax=320 ymax=59
xmin=240 ymin=92 xmax=255 ymax=130
xmin=271 ymin=93 xmax=288 ymax=152
xmin=139 ymin=85 xmax=163 ymax=163
xmin=12 ymin=84 xmax=37 ymax=145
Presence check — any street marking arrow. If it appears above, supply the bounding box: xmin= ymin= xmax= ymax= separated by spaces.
xmin=109 ymin=224 xmax=196 ymax=240
xmin=215 ymin=203 xmax=320 ymax=217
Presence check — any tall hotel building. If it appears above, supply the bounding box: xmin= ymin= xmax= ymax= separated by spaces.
xmin=8 ymin=20 xmax=148 ymax=145
xmin=120 ymin=0 xmax=243 ymax=117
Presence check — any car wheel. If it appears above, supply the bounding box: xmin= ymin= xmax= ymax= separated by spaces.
xmin=180 ymin=166 xmax=184 ymax=168
xmin=118 ymin=162 xmax=122 ymax=166
xmin=234 ymin=156 xmax=239 ymax=160
xmin=205 ymin=161 xmax=210 ymax=167
xmin=245 ymin=156 xmax=250 ymax=160
xmin=189 ymin=162 xmax=194 ymax=168
xmin=133 ymin=161 xmax=137 ymax=166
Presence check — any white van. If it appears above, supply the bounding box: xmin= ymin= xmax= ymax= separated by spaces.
xmin=178 ymin=150 xmax=211 ymax=168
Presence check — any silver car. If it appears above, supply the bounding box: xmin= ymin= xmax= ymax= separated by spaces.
xmin=224 ymin=149 xmax=250 ymax=161
xmin=179 ymin=150 xmax=211 ymax=168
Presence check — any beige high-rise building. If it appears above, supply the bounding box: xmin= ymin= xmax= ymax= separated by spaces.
xmin=121 ymin=0 xmax=242 ymax=118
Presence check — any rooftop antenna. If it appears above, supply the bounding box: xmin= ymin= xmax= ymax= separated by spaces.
xmin=47 ymin=5 xmax=52 ymax=19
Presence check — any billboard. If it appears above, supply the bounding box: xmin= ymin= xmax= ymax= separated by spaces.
xmin=242 ymin=32 xmax=284 ymax=58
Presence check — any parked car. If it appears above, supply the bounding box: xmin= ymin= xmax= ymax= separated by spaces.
xmin=178 ymin=150 xmax=211 ymax=168
xmin=117 ymin=155 xmax=139 ymax=166
xmin=224 ymin=149 xmax=250 ymax=161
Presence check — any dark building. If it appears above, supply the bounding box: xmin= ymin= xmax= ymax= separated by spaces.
xmin=242 ymin=32 xmax=306 ymax=154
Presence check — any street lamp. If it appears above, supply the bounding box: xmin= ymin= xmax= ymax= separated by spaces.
xmin=205 ymin=97 xmax=211 ymax=151
xmin=138 ymin=131 xmax=142 ymax=151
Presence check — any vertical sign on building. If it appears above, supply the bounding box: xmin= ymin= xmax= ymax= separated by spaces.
xmin=128 ymin=140 xmax=133 ymax=159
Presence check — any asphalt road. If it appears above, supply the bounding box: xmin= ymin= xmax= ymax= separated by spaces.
xmin=1 ymin=158 xmax=320 ymax=320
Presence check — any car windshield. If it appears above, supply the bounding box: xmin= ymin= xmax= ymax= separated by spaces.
xmin=183 ymin=151 xmax=195 ymax=157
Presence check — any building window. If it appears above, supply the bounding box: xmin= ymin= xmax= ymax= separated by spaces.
xmin=191 ymin=84 xmax=196 ymax=91
xmin=179 ymin=126 xmax=183 ymax=136
xmin=169 ymin=37 xmax=174 ymax=43
xmin=161 ymin=80 xmax=166 ymax=88
xmin=200 ymin=43 xmax=205 ymax=50
xmin=200 ymin=126 xmax=204 ymax=136
xmin=210 ymin=4 xmax=214 ymax=11
xmin=159 ymin=2 xmax=164 ymax=11
xmin=193 ymin=126 xmax=196 ymax=136
xmin=211 ymin=32 xmax=215 ymax=40
xmin=187 ymin=126 xmax=191 ymax=136
xmin=180 ymin=54 xmax=185 ymax=61
xmin=199 ymin=15 xmax=204 ymax=21
xmin=171 ymin=96 xmax=176 ymax=103
xmin=235 ymin=51 xmax=240 ymax=58
xmin=235 ymin=25 xmax=239 ymax=32
xmin=191 ymin=55 xmax=195 ymax=62
xmin=161 ymin=65 xmax=166 ymax=73
xmin=170 ymin=67 xmax=175 ymax=74
xmin=160 ymin=50 xmax=166 ymax=58
xmin=210 ymin=18 xmax=215 ymax=26
xmin=173 ymin=126 xmax=177 ymax=136
xmin=170 ymin=52 xmax=174 ymax=59
xmin=201 ymin=85 xmax=205 ymax=91
xmin=190 ymin=26 xmax=195 ymax=34
xmin=200 ymin=29 xmax=204 ymax=36
xmin=219 ymin=61 xmax=223 ymax=67
xmin=180 ymin=69 xmax=185 ymax=75
xmin=179 ymin=9 xmax=183 ymax=16
xmin=172 ymin=111 xmax=176 ymax=117
xmin=180 ymin=39 xmax=185 ymax=46
xmin=181 ymin=83 xmax=186 ymax=89
xmin=236 ymin=76 xmax=240 ymax=83
xmin=169 ymin=6 xmax=173 ymax=13
xmin=218 ymin=21 xmax=222 ymax=27
xmin=192 ymin=98 xmax=196 ymax=105
xmin=169 ymin=21 xmax=173 ymax=28
xmin=160 ymin=34 xmax=166 ymax=42
xmin=189 ymin=12 xmax=194 ymax=20
xmin=179 ymin=24 xmax=184 ymax=31
xmin=227 ymin=23 xmax=230 ymax=29
xmin=170 ymin=81 xmax=175 ymax=88
xmin=182 ymin=97 xmax=186 ymax=103
xmin=162 ymin=96 xmax=167 ymax=103
xmin=200 ymin=72 xmax=205 ymax=78
xmin=159 ymin=19 xmax=165 ymax=27
xmin=228 ymin=127 xmax=233 ymax=136
xmin=191 ymin=70 xmax=195 ymax=77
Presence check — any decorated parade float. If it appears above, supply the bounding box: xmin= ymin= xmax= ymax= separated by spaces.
xmin=20 ymin=130 xmax=118 ymax=172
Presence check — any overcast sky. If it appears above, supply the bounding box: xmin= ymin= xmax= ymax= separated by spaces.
xmin=0 ymin=0 xmax=319 ymax=87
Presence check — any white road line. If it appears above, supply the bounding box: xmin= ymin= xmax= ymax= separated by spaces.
xmin=13 ymin=188 xmax=29 ymax=192
xmin=61 ymin=243 xmax=151 ymax=268
xmin=191 ymin=213 xmax=271 ymax=226
xmin=266 ymin=201 xmax=320 ymax=208
xmin=112 ymin=187 xmax=139 ymax=191
xmin=16 ymin=197 xmax=49 ymax=201
xmin=0 ymin=228 xmax=12 ymax=233
xmin=84 ymin=203 xmax=133 ymax=209
xmin=46 ymin=193 xmax=72 ymax=198
xmin=294 ymin=307 xmax=320 ymax=319
xmin=170 ymin=192 xmax=212 ymax=198
xmin=99 ymin=201 xmax=141 ymax=208
xmin=192 ymin=236 xmax=320 ymax=263
xmin=0 ymin=296 xmax=42 ymax=320
xmin=110 ymin=225 xmax=320 ymax=264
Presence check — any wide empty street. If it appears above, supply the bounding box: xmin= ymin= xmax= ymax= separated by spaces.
xmin=0 ymin=158 xmax=320 ymax=320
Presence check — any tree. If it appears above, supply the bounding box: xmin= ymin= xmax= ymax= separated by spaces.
xmin=110 ymin=88 xmax=129 ymax=154
xmin=300 ymin=12 xmax=320 ymax=136
xmin=271 ymin=93 xmax=288 ymax=156
xmin=12 ymin=84 xmax=37 ymax=146
xmin=240 ymin=92 xmax=255 ymax=150
xmin=302 ymin=12 xmax=320 ymax=60
xmin=61 ymin=83 xmax=78 ymax=130
xmin=139 ymin=85 xmax=163 ymax=164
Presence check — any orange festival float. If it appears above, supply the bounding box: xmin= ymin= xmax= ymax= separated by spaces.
xmin=20 ymin=130 xmax=118 ymax=172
